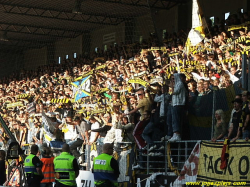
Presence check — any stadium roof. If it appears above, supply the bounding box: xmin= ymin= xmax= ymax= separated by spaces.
xmin=0 ymin=0 xmax=187 ymax=51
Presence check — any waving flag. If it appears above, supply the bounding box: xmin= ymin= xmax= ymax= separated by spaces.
xmin=71 ymin=75 xmax=91 ymax=102
xmin=186 ymin=0 xmax=205 ymax=48
xmin=42 ymin=111 xmax=56 ymax=133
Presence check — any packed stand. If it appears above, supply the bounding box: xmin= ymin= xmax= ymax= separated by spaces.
xmin=0 ymin=11 xmax=250 ymax=169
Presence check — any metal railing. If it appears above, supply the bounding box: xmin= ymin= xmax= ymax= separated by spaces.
xmin=134 ymin=140 xmax=202 ymax=175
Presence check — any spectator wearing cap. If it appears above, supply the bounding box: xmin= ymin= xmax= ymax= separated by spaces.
xmin=227 ymin=98 xmax=243 ymax=142
xmin=242 ymin=91 xmax=250 ymax=140
xmin=228 ymin=94 xmax=242 ymax=128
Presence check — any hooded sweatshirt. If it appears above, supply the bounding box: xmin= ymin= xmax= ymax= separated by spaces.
xmin=172 ymin=73 xmax=187 ymax=106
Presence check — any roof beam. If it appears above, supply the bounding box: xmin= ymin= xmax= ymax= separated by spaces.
xmin=0 ymin=42 xmax=43 ymax=50
xmin=8 ymin=38 xmax=54 ymax=44
xmin=0 ymin=21 xmax=81 ymax=38
xmin=93 ymin=0 xmax=185 ymax=9
xmin=1 ymin=3 xmax=125 ymax=26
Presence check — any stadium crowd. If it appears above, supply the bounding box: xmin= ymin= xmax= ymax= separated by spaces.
xmin=0 ymin=12 xmax=250 ymax=167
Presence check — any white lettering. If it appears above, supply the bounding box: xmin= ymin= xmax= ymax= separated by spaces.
xmin=95 ymin=159 xmax=106 ymax=165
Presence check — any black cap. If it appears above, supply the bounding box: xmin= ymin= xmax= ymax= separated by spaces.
xmin=232 ymin=98 xmax=243 ymax=104
xmin=242 ymin=91 xmax=250 ymax=96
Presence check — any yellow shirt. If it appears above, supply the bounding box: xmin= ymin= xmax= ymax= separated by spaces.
xmin=137 ymin=97 xmax=151 ymax=120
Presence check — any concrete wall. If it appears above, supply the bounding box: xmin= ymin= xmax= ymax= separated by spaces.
xmin=54 ymin=35 xmax=82 ymax=61
xmin=90 ymin=23 xmax=125 ymax=52
xmin=20 ymin=0 xmax=249 ymax=70
xmin=0 ymin=51 xmax=23 ymax=77
xmin=178 ymin=1 xmax=192 ymax=33
xmin=199 ymin=0 xmax=247 ymax=22
xmin=89 ymin=7 xmax=179 ymax=47
xmin=153 ymin=6 xmax=179 ymax=39
xmin=23 ymin=47 xmax=47 ymax=70
xmin=133 ymin=13 xmax=155 ymax=42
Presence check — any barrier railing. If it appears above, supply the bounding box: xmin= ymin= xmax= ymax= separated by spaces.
xmin=132 ymin=140 xmax=202 ymax=175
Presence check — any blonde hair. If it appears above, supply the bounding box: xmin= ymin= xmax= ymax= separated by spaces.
xmin=215 ymin=109 xmax=225 ymax=123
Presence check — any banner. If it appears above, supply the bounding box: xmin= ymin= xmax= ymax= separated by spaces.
xmin=72 ymin=76 xmax=91 ymax=102
xmin=90 ymin=109 xmax=106 ymax=115
xmin=97 ymin=87 xmax=109 ymax=93
xmin=186 ymin=0 xmax=205 ymax=47
xmin=172 ymin=143 xmax=200 ymax=186
xmin=150 ymin=77 xmax=163 ymax=84
xmin=95 ymin=64 xmax=106 ymax=70
xmin=109 ymin=86 xmax=129 ymax=93
xmin=6 ymin=102 xmax=23 ymax=108
xmin=197 ymin=141 xmax=250 ymax=185
xmin=76 ymin=170 xmax=95 ymax=187
xmin=150 ymin=46 xmax=166 ymax=51
xmin=228 ymin=21 xmax=250 ymax=31
xmin=168 ymin=52 xmax=179 ymax=57
xmin=75 ymin=71 xmax=93 ymax=81
xmin=50 ymin=98 xmax=70 ymax=104
xmin=17 ymin=94 xmax=31 ymax=99
xmin=6 ymin=165 xmax=26 ymax=187
xmin=42 ymin=111 xmax=56 ymax=141
xmin=128 ymin=78 xmax=149 ymax=87
xmin=80 ymin=104 xmax=97 ymax=108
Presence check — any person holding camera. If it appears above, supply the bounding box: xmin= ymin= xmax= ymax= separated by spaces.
xmin=24 ymin=144 xmax=44 ymax=187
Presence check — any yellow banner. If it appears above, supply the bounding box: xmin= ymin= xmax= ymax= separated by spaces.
xmin=228 ymin=25 xmax=247 ymax=31
xmin=90 ymin=109 xmax=106 ymax=114
xmin=168 ymin=52 xmax=179 ymax=57
xmin=96 ymin=64 xmax=106 ymax=70
xmin=128 ymin=78 xmax=149 ymax=87
xmin=227 ymin=21 xmax=250 ymax=31
xmin=75 ymin=71 xmax=93 ymax=81
xmin=197 ymin=141 xmax=250 ymax=185
xmin=50 ymin=98 xmax=70 ymax=103
xmin=97 ymin=87 xmax=109 ymax=93
xmin=150 ymin=46 xmax=166 ymax=51
xmin=151 ymin=47 xmax=160 ymax=50
xmin=18 ymin=94 xmax=31 ymax=99
xmin=6 ymin=102 xmax=23 ymax=108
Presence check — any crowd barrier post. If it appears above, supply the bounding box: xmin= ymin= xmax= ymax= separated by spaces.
xmin=164 ymin=139 xmax=168 ymax=175
xmin=211 ymin=86 xmax=218 ymax=139
xmin=248 ymin=56 xmax=250 ymax=92
xmin=242 ymin=53 xmax=247 ymax=90
xmin=146 ymin=144 xmax=150 ymax=175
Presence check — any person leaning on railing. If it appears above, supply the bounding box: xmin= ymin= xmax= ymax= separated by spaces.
xmin=211 ymin=109 xmax=227 ymax=142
